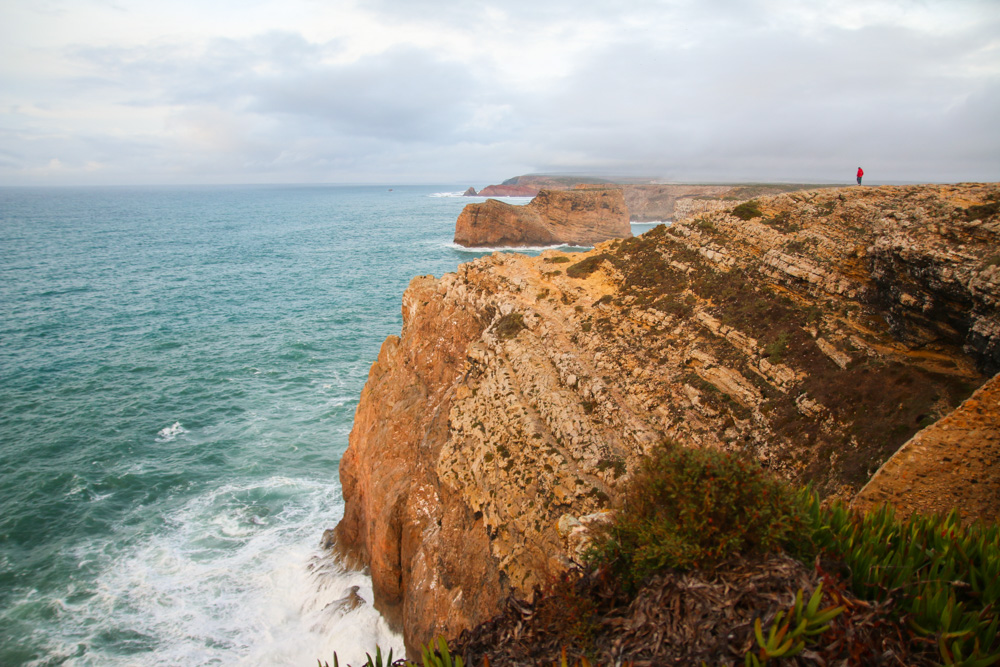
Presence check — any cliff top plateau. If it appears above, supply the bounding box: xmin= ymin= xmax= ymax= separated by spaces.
xmin=331 ymin=182 xmax=1000 ymax=655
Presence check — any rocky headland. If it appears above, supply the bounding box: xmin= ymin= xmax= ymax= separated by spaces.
xmin=331 ymin=183 xmax=1000 ymax=655
xmin=467 ymin=175 xmax=839 ymax=221
xmin=473 ymin=184 xmax=541 ymax=197
xmin=454 ymin=188 xmax=631 ymax=247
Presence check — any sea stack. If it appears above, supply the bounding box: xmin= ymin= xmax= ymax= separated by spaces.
xmin=454 ymin=188 xmax=631 ymax=247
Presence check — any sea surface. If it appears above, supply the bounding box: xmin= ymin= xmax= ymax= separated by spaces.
xmin=0 ymin=184 xmax=640 ymax=666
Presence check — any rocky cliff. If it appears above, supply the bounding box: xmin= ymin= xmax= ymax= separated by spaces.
xmin=614 ymin=183 xmax=839 ymax=222
xmin=332 ymin=183 xmax=1000 ymax=655
xmin=475 ymin=184 xmax=540 ymax=197
xmin=454 ymin=188 xmax=631 ymax=247
xmin=472 ymin=174 xmax=837 ymax=221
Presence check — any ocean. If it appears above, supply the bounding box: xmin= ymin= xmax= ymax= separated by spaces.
xmin=0 ymin=184 xmax=633 ymax=666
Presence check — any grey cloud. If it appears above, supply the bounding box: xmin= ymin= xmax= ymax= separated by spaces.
xmin=249 ymin=47 xmax=483 ymax=142
xmin=70 ymin=34 xmax=487 ymax=144
xmin=4 ymin=0 xmax=998 ymax=185
xmin=490 ymin=9 xmax=1000 ymax=181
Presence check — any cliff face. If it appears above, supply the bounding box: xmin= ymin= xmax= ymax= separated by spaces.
xmin=333 ymin=183 xmax=1000 ymax=655
xmin=454 ymin=189 xmax=631 ymax=247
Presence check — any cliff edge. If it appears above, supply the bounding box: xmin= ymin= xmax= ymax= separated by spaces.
xmin=454 ymin=188 xmax=631 ymax=247
xmin=332 ymin=183 xmax=1000 ymax=655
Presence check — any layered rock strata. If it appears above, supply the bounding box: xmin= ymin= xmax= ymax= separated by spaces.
xmin=454 ymin=189 xmax=631 ymax=247
xmin=332 ymin=183 xmax=1000 ymax=655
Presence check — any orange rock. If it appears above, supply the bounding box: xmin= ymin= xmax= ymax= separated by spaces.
xmin=454 ymin=189 xmax=631 ymax=247
xmin=852 ymin=373 xmax=1000 ymax=522
xmin=330 ymin=182 xmax=1000 ymax=657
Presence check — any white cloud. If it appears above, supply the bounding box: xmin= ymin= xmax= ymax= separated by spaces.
xmin=0 ymin=0 xmax=997 ymax=185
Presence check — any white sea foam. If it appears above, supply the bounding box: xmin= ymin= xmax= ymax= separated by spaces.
xmin=443 ymin=241 xmax=593 ymax=254
xmin=324 ymin=396 xmax=359 ymax=408
xmin=44 ymin=477 xmax=402 ymax=666
xmin=429 ymin=191 xmax=534 ymax=202
xmin=156 ymin=421 xmax=187 ymax=442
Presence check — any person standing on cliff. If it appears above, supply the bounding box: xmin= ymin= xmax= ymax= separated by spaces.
xmin=857 ymin=167 xmax=864 ymax=185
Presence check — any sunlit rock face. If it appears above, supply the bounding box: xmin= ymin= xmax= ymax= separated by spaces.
xmin=454 ymin=189 xmax=631 ymax=247
xmin=332 ymin=183 xmax=1000 ymax=655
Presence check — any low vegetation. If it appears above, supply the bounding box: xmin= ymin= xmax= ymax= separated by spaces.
xmin=494 ymin=312 xmax=526 ymax=340
xmin=345 ymin=444 xmax=998 ymax=666
xmin=587 ymin=444 xmax=805 ymax=589
xmin=732 ymin=200 xmax=764 ymax=220
xmin=566 ymin=253 xmax=612 ymax=278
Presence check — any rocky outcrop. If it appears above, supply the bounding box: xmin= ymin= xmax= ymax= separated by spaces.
xmin=463 ymin=187 xmax=477 ymax=196
xmin=332 ymin=183 xmax=1000 ymax=655
xmin=851 ymin=371 xmax=1000 ymax=520
xmin=476 ymin=184 xmax=540 ymax=197
xmin=454 ymin=189 xmax=631 ymax=247
xmin=474 ymin=175 xmax=837 ymax=221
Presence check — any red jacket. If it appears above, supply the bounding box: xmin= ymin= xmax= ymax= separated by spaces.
xmin=857 ymin=167 xmax=864 ymax=178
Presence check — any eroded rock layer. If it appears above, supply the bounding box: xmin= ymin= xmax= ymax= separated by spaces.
xmin=454 ymin=189 xmax=631 ymax=247
xmin=333 ymin=183 xmax=1000 ymax=655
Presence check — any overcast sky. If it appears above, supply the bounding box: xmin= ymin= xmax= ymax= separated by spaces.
xmin=1 ymin=0 xmax=998 ymax=186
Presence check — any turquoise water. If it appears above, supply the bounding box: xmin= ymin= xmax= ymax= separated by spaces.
xmin=2 ymin=185 xmax=549 ymax=666
xmin=0 ymin=185 xmax=612 ymax=665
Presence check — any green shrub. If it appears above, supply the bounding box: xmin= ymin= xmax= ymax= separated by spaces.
xmin=322 ymin=638 xmax=464 ymax=667
xmin=588 ymin=443 xmax=804 ymax=590
xmin=567 ymin=253 xmax=612 ymax=279
xmin=802 ymin=495 xmax=1000 ymax=665
xmin=745 ymin=583 xmax=844 ymax=665
xmin=494 ymin=312 xmax=525 ymax=340
xmin=545 ymin=256 xmax=572 ymax=264
xmin=764 ymin=332 xmax=790 ymax=363
xmin=732 ymin=200 xmax=764 ymax=220
xmin=966 ymin=201 xmax=999 ymax=221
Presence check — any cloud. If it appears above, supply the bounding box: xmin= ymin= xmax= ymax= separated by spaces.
xmin=0 ymin=0 xmax=997 ymax=185
xmin=248 ymin=45 xmax=482 ymax=142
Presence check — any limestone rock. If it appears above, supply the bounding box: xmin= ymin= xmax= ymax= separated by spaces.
xmin=851 ymin=371 xmax=1000 ymax=520
xmin=331 ymin=183 xmax=1000 ymax=656
xmin=454 ymin=189 xmax=632 ymax=247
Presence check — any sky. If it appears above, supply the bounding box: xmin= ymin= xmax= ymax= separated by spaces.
xmin=1 ymin=0 xmax=998 ymax=186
